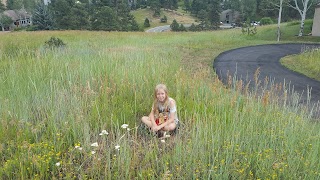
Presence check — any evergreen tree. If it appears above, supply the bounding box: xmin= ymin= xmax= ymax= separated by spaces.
xmin=179 ymin=23 xmax=187 ymax=31
xmin=170 ymin=19 xmax=179 ymax=31
xmin=207 ymin=0 xmax=221 ymax=29
xmin=49 ymin=0 xmax=74 ymax=29
xmin=32 ymin=2 xmax=54 ymax=30
xmin=7 ymin=0 xmax=23 ymax=10
xmin=69 ymin=3 xmax=90 ymax=30
xmin=116 ymin=1 xmax=131 ymax=31
xmin=184 ymin=0 xmax=191 ymax=12
xmin=129 ymin=15 xmax=140 ymax=31
xmin=0 ymin=2 xmax=5 ymax=12
xmin=242 ymin=0 xmax=257 ymax=21
xmin=144 ymin=18 xmax=150 ymax=27
xmin=197 ymin=9 xmax=208 ymax=30
xmin=160 ymin=15 xmax=167 ymax=23
xmin=91 ymin=6 xmax=119 ymax=31
xmin=22 ymin=0 xmax=36 ymax=12
xmin=148 ymin=0 xmax=161 ymax=17
xmin=188 ymin=23 xmax=197 ymax=31
xmin=0 ymin=14 xmax=13 ymax=31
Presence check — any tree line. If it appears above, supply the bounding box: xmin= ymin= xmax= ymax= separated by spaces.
xmin=0 ymin=0 xmax=319 ymax=34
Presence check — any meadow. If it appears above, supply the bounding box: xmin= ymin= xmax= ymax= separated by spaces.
xmin=1 ymin=24 xmax=320 ymax=179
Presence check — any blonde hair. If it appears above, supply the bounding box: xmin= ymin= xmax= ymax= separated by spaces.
xmin=153 ymin=84 xmax=169 ymax=114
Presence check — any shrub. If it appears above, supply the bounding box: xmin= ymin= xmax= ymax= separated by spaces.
xmin=188 ymin=23 xmax=197 ymax=31
xmin=160 ymin=15 xmax=167 ymax=23
xmin=170 ymin=19 xmax=179 ymax=31
xmin=241 ymin=22 xmax=257 ymax=36
xmin=44 ymin=37 xmax=66 ymax=49
xmin=260 ymin=17 xmax=273 ymax=25
xmin=287 ymin=21 xmax=300 ymax=26
xmin=179 ymin=24 xmax=187 ymax=31
xmin=144 ymin=18 xmax=150 ymax=27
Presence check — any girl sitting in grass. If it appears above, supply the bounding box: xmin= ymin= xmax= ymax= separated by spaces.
xmin=141 ymin=84 xmax=179 ymax=135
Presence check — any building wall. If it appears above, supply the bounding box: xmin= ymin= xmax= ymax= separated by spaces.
xmin=44 ymin=0 xmax=51 ymax=5
xmin=312 ymin=6 xmax=320 ymax=36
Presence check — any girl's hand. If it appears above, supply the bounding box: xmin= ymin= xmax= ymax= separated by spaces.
xmin=152 ymin=125 xmax=161 ymax=132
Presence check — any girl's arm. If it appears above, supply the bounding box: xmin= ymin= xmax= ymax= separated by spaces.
xmin=154 ymin=100 xmax=176 ymax=130
xmin=149 ymin=109 xmax=157 ymax=127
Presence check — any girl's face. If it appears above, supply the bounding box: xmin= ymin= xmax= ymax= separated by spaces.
xmin=156 ymin=88 xmax=166 ymax=103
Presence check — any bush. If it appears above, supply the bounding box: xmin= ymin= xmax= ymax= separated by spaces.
xmin=44 ymin=37 xmax=66 ymax=49
xmin=170 ymin=19 xmax=179 ymax=31
xmin=144 ymin=18 xmax=150 ymax=27
xmin=287 ymin=21 xmax=300 ymax=26
xmin=260 ymin=17 xmax=273 ymax=25
xmin=179 ymin=24 xmax=187 ymax=31
xmin=160 ymin=15 xmax=167 ymax=23
xmin=188 ymin=23 xmax=198 ymax=31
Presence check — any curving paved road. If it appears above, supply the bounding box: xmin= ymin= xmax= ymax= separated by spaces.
xmin=146 ymin=25 xmax=171 ymax=32
xmin=214 ymin=43 xmax=320 ymax=118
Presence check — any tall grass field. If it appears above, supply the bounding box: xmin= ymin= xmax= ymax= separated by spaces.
xmin=1 ymin=26 xmax=320 ymax=179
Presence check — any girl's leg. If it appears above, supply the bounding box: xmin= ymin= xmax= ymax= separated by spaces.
xmin=162 ymin=122 xmax=176 ymax=131
xmin=141 ymin=116 xmax=152 ymax=128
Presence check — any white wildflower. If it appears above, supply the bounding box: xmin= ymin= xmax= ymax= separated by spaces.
xmin=115 ymin=145 xmax=120 ymax=150
xmin=55 ymin=162 xmax=61 ymax=166
xmin=91 ymin=142 xmax=98 ymax=147
xmin=121 ymin=124 xmax=129 ymax=129
xmin=78 ymin=147 xmax=83 ymax=151
xmin=75 ymin=145 xmax=80 ymax=149
xmin=160 ymin=139 xmax=165 ymax=143
xmin=99 ymin=130 xmax=109 ymax=135
xmin=91 ymin=151 xmax=96 ymax=155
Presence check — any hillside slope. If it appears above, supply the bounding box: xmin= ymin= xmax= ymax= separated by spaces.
xmin=131 ymin=8 xmax=197 ymax=28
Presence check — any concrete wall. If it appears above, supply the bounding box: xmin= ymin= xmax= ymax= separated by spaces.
xmin=312 ymin=5 xmax=320 ymax=36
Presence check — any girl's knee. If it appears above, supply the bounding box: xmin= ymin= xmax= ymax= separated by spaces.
xmin=164 ymin=123 xmax=176 ymax=131
xmin=141 ymin=116 xmax=149 ymax=122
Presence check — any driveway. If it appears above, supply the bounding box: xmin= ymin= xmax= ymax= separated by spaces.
xmin=145 ymin=24 xmax=230 ymax=32
xmin=214 ymin=43 xmax=320 ymax=118
xmin=146 ymin=25 xmax=171 ymax=32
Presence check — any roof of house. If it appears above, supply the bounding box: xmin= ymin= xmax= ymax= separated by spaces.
xmin=3 ymin=9 xmax=31 ymax=21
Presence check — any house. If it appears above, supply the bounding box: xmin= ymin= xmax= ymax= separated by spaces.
xmin=220 ymin=9 xmax=240 ymax=24
xmin=3 ymin=9 xmax=32 ymax=30
xmin=312 ymin=3 xmax=320 ymax=36
xmin=44 ymin=0 xmax=51 ymax=5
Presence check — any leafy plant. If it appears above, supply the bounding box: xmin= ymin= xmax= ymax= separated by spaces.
xmin=144 ymin=18 xmax=150 ymax=27
xmin=44 ymin=37 xmax=66 ymax=49
xmin=160 ymin=15 xmax=167 ymax=23
xmin=260 ymin=17 xmax=273 ymax=25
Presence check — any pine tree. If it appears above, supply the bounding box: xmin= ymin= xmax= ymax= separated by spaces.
xmin=207 ymin=0 xmax=221 ymax=29
xmin=179 ymin=23 xmax=187 ymax=31
xmin=49 ymin=0 xmax=73 ymax=29
xmin=170 ymin=19 xmax=179 ymax=31
xmin=7 ymin=0 xmax=23 ymax=10
xmin=32 ymin=2 xmax=54 ymax=30
xmin=144 ymin=18 xmax=150 ymax=27
xmin=0 ymin=2 xmax=5 ymax=12
xmin=0 ymin=14 xmax=13 ymax=31
xmin=69 ymin=3 xmax=90 ymax=30
xmin=91 ymin=6 xmax=119 ymax=31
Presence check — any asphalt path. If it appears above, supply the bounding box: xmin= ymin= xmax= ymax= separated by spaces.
xmin=146 ymin=24 xmax=233 ymax=32
xmin=214 ymin=43 xmax=320 ymax=118
xmin=146 ymin=25 xmax=171 ymax=32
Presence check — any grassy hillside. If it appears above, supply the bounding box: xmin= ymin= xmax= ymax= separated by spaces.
xmin=131 ymin=7 xmax=197 ymax=29
xmin=0 ymin=25 xmax=320 ymax=179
